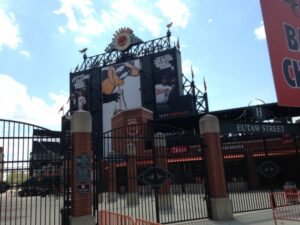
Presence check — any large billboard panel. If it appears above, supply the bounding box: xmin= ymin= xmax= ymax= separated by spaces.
xmin=261 ymin=0 xmax=300 ymax=107
xmin=70 ymin=72 xmax=90 ymax=112
xmin=69 ymin=48 xmax=193 ymax=136
xmin=152 ymin=48 xmax=193 ymax=118
xmin=102 ymin=59 xmax=141 ymax=133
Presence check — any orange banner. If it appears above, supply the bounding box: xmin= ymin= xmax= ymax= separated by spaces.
xmin=261 ymin=0 xmax=300 ymax=107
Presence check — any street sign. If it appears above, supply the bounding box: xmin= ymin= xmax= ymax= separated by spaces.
xmin=220 ymin=121 xmax=300 ymax=135
xmin=106 ymin=155 xmax=127 ymax=163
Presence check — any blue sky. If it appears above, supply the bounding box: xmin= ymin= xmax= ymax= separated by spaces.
xmin=0 ymin=0 xmax=274 ymax=130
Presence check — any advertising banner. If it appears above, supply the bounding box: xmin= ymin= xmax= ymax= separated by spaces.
xmin=261 ymin=0 xmax=300 ymax=107
xmin=101 ymin=59 xmax=141 ymax=133
xmin=152 ymin=48 xmax=192 ymax=118
xmin=70 ymin=72 xmax=90 ymax=111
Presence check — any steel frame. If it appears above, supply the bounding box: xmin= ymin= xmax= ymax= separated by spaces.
xmin=77 ymin=35 xmax=171 ymax=72
xmin=74 ymin=32 xmax=209 ymax=115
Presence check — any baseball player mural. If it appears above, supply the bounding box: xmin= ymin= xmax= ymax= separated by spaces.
xmin=101 ymin=59 xmax=141 ymax=133
xmin=70 ymin=73 xmax=90 ymax=111
xmin=153 ymin=50 xmax=181 ymax=116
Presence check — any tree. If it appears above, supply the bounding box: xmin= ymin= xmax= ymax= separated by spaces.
xmin=6 ymin=171 xmax=28 ymax=185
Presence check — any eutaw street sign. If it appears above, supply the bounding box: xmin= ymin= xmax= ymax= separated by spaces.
xmin=220 ymin=122 xmax=300 ymax=135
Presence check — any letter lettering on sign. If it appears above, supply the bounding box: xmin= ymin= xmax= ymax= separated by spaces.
xmin=284 ymin=23 xmax=299 ymax=51
xmin=283 ymin=58 xmax=297 ymax=88
xmin=237 ymin=124 xmax=243 ymax=132
xmin=293 ymin=59 xmax=300 ymax=87
xmin=254 ymin=125 xmax=260 ymax=132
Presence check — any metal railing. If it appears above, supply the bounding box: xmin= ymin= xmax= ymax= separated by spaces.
xmin=0 ymin=119 xmax=64 ymax=225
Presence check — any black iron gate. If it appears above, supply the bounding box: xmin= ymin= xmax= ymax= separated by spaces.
xmin=0 ymin=119 xmax=66 ymax=225
xmin=93 ymin=123 xmax=208 ymax=224
xmin=221 ymin=133 xmax=300 ymax=213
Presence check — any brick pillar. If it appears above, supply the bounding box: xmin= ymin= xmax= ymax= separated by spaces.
xmin=199 ymin=115 xmax=233 ymax=220
xmin=155 ymin=133 xmax=173 ymax=210
xmin=70 ymin=111 xmax=94 ymax=225
xmin=126 ymin=143 xmax=139 ymax=205
xmin=246 ymin=152 xmax=258 ymax=189
xmin=107 ymin=161 xmax=117 ymax=202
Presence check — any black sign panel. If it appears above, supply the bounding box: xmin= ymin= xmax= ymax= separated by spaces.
xmin=257 ymin=161 xmax=280 ymax=178
xmin=251 ymin=106 xmax=266 ymax=122
xmin=76 ymin=155 xmax=90 ymax=182
xmin=77 ymin=184 xmax=89 ymax=193
xmin=138 ymin=167 xmax=172 ymax=188
xmin=220 ymin=121 xmax=300 ymax=135
xmin=106 ymin=155 xmax=127 ymax=163
xmin=70 ymin=71 xmax=90 ymax=112
xmin=152 ymin=48 xmax=192 ymax=119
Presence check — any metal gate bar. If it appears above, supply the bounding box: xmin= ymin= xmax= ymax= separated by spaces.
xmin=95 ymin=123 xmax=208 ymax=224
xmin=222 ymin=134 xmax=300 ymax=213
xmin=0 ymin=119 xmax=63 ymax=225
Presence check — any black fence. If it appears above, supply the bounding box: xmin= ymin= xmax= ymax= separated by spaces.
xmin=94 ymin=123 xmax=208 ymax=224
xmin=0 ymin=119 xmax=65 ymax=225
xmin=221 ymin=134 xmax=300 ymax=213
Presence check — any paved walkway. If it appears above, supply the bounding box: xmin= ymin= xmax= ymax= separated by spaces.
xmin=172 ymin=209 xmax=299 ymax=225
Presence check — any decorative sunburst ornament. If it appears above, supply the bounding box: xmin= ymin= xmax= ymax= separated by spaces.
xmin=105 ymin=27 xmax=143 ymax=53
xmin=114 ymin=28 xmax=133 ymax=51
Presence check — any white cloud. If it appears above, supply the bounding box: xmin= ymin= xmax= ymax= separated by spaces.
xmin=100 ymin=0 xmax=163 ymax=37
xmin=0 ymin=74 xmax=68 ymax=130
xmin=53 ymin=0 xmax=105 ymax=41
xmin=19 ymin=50 xmax=31 ymax=58
xmin=0 ymin=6 xmax=21 ymax=50
xmin=208 ymin=18 xmax=213 ymax=23
xmin=254 ymin=21 xmax=266 ymax=40
xmin=54 ymin=0 xmax=191 ymax=38
xmin=58 ymin=26 xmax=66 ymax=33
xmin=80 ymin=17 xmax=105 ymax=35
xmin=74 ymin=36 xmax=91 ymax=44
xmin=155 ymin=0 xmax=191 ymax=28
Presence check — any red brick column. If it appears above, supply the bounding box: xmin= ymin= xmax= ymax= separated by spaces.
xmin=107 ymin=161 xmax=117 ymax=202
xmin=154 ymin=133 xmax=173 ymax=210
xmin=246 ymin=152 xmax=258 ymax=189
xmin=199 ymin=115 xmax=232 ymax=220
xmin=70 ymin=111 xmax=94 ymax=225
xmin=126 ymin=143 xmax=139 ymax=205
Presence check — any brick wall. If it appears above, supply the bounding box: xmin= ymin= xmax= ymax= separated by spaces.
xmin=72 ymin=133 xmax=92 ymax=216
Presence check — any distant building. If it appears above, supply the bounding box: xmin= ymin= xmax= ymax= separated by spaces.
xmin=30 ymin=141 xmax=61 ymax=179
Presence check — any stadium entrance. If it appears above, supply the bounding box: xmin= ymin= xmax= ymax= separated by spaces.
xmin=93 ymin=122 xmax=209 ymax=223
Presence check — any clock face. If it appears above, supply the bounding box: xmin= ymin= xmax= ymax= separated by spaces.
xmin=114 ymin=32 xmax=131 ymax=51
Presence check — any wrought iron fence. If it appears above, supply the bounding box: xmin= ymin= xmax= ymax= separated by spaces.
xmin=0 ymin=119 xmax=64 ymax=225
xmin=221 ymin=134 xmax=300 ymax=213
xmin=94 ymin=123 xmax=208 ymax=224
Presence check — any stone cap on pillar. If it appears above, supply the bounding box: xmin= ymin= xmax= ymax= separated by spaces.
xmin=199 ymin=114 xmax=220 ymax=135
xmin=71 ymin=110 xmax=92 ymax=133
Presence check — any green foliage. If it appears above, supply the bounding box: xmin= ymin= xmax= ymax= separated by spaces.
xmin=6 ymin=171 xmax=29 ymax=185
xmin=0 ymin=181 xmax=10 ymax=193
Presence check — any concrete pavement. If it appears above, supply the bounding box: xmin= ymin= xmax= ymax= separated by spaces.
xmin=172 ymin=209 xmax=299 ymax=225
